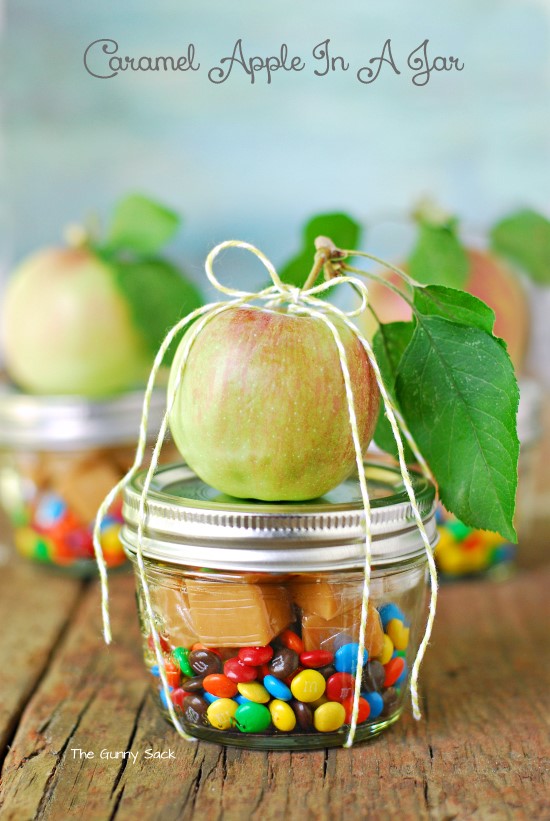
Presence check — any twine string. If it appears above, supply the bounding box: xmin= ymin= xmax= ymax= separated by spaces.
xmin=93 ymin=239 xmax=438 ymax=744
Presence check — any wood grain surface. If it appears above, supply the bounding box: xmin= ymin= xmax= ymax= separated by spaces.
xmin=0 ymin=518 xmax=549 ymax=820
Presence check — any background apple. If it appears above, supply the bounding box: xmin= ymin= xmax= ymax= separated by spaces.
xmin=357 ymin=248 xmax=530 ymax=370
xmin=168 ymin=306 xmax=380 ymax=500
xmin=1 ymin=247 xmax=150 ymax=396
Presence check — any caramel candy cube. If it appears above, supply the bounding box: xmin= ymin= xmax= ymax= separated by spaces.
xmin=302 ymin=602 xmax=384 ymax=658
xmin=150 ymin=584 xmax=198 ymax=648
xmin=289 ymin=575 xmax=361 ymax=620
xmin=53 ymin=454 xmax=121 ymax=523
xmin=186 ymin=578 xmax=293 ymax=647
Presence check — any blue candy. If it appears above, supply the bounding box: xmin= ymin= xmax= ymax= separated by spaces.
xmin=204 ymin=692 xmax=220 ymax=704
xmin=35 ymin=493 xmax=67 ymax=528
xmin=159 ymin=686 xmax=174 ymax=709
xmin=150 ymin=664 xmax=160 ymax=677
xmin=263 ymin=675 xmax=292 ymax=701
xmin=363 ymin=691 xmax=384 ymax=719
xmin=378 ymin=602 xmax=406 ymax=628
xmin=234 ymin=694 xmax=253 ymax=705
xmin=334 ymin=642 xmax=368 ymax=674
xmin=395 ymin=661 xmax=408 ymax=688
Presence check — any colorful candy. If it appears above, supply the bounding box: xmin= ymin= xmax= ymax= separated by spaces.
xmin=202 ymin=674 xmax=238 ymax=698
xmin=234 ymin=703 xmax=272 ymax=733
xmin=238 ymin=645 xmax=274 ymax=666
xmin=290 ymin=670 xmax=326 ymax=703
xmin=436 ymin=506 xmax=512 ymax=578
xmin=224 ymin=658 xmax=258 ymax=683
xmin=334 ymin=642 xmax=368 ymax=674
xmin=313 ymin=701 xmax=346 ymax=732
xmin=263 ymin=675 xmax=292 ymax=701
xmin=153 ymin=599 xmax=410 ymax=738
xmin=268 ymin=648 xmax=299 ymax=680
xmin=206 ymin=698 xmax=238 ymax=730
xmin=269 ymin=700 xmax=297 ymax=732
xmin=237 ymin=682 xmax=270 ymax=703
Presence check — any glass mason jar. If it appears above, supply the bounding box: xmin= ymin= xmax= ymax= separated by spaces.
xmin=121 ymin=461 xmax=437 ymax=750
xmin=435 ymin=378 xmax=543 ymax=580
xmin=0 ymin=383 xmax=172 ymax=575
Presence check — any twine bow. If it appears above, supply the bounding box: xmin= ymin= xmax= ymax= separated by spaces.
xmin=93 ymin=239 xmax=438 ymax=748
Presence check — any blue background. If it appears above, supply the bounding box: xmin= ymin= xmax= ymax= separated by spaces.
xmin=4 ymin=0 xmax=549 ymax=292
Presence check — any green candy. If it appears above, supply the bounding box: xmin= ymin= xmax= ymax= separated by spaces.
xmin=34 ymin=538 xmax=51 ymax=562
xmin=172 ymin=647 xmax=193 ymax=677
xmin=235 ymin=703 xmax=272 ymax=734
xmin=446 ymin=519 xmax=472 ymax=542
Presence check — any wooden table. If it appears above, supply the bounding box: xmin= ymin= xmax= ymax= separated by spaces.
xmin=0 ymin=528 xmax=548 ymax=821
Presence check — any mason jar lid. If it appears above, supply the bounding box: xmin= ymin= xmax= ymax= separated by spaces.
xmin=121 ymin=461 xmax=437 ymax=572
xmin=0 ymin=381 xmax=168 ymax=450
xmin=518 ymin=377 xmax=544 ymax=448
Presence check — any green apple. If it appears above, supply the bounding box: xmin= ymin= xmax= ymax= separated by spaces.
xmin=1 ymin=247 xmax=150 ymax=395
xmin=168 ymin=305 xmax=380 ymax=500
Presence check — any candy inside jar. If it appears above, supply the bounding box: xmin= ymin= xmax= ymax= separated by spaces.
xmin=122 ymin=460 xmax=437 ymax=749
xmin=0 ymin=383 xmax=176 ymax=575
xmin=435 ymin=378 xmax=542 ymax=581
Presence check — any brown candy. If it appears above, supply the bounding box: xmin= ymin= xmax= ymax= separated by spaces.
xmin=291 ymin=700 xmax=313 ymax=731
xmin=301 ymin=602 xmax=384 ymax=658
xmin=183 ymin=695 xmax=208 ymax=725
xmin=361 ymin=660 xmax=386 ymax=693
xmin=267 ymin=647 xmax=299 ymax=680
xmin=181 ymin=676 xmax=206 ymax=693
xmin=188 ymin=649 xmax=222 ymax=677
xmin=382 ymin=687 xmax=400 ymax=717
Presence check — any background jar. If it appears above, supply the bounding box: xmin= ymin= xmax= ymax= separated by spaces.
xmin=121 ymin=461 xmax=437 ymax=750
xmin=0 ymin=383 xmax=174 ymax=575
xmin=435 ymin=378 xmax=543 ymax=580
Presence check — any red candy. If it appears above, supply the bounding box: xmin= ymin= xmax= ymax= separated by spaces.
xmin=326 ymin=672 xmax=355 ymax=702
xmin=165 ymin=660 xmax=181 ymax=689
xmin=224 ymin=657 xmax=258 ymax=683
xmin=300 ymin=650 xmax=334 ymax=669
xmin=383 ymin=657 xmax=405 ymax=688
xmin=342 ymin=695 xmax=371 ymax=724
xmin=191 ymin=643 xmax=221 ymax=656
xmin=171 ymin=688 xmax=187 ymax=708
xmin=202 ymin=673 xmax=238 ymax=698
xmin=148 ymin=633 xmax=171 ymax=654
xmin=258 ymin=664 xmax=271 ymax=680
xmin=238 ymin=646 xmax=274 ymax=666
xmin=280 ymin=630 xmax=304 ymax=654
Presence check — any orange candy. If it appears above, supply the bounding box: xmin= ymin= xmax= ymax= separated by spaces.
xmin=202 ymin=674 xmax=238 ymax=699
xmin=280 ymin=629 xmax=304 ymax=654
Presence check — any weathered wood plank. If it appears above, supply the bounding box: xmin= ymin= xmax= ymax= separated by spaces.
xmin=0 ymin=546 xmax=84 ymax=760
xmin=0 ymin=563 xmax=548 ymax=821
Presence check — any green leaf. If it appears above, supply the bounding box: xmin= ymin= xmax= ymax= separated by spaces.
xmin=414 ymin=285 xmax=495 ymax=333
xmin=408 ymin=223 xmax=470 ymax=289
xmin=490 ymin=209 xmax=550 ymax=284
xmin=279 ymin=213 xmax=362 ymax=288
xmin=395 ymin=316 xmax=519 ymax=541
xmin=372 ymin=322 xmax=415 ymax=461
xmin=106 ymin=194 xmax=180 ymax=256
xmin=111 ymin=258 xmax=204 ymax=363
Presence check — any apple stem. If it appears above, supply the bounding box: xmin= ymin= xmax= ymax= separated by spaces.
xmin=302 ymin=250 xmax=330 ymax=291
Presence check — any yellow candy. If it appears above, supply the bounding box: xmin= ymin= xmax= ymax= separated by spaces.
xmin=310 ymin=694 xmax=328 ymax=710
xmin=101 ymin=525 xmax=123 ymax=556
xmin=377 ymin=634 xmax=394 ymax=664
xmin=269 ymin=699 xmax=296 ymax=732
xmin=237 ymin=682 xmax=270 ymax=703
xmin=206 ymin=698 xmax=238 ymax=730
xmin=314 ymin=701 xmax=346 ymax=732
xmin=290 ymin=669 xmax=326 ymax=703
xmin=386 ymin=618 xmax=410 ymax=651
